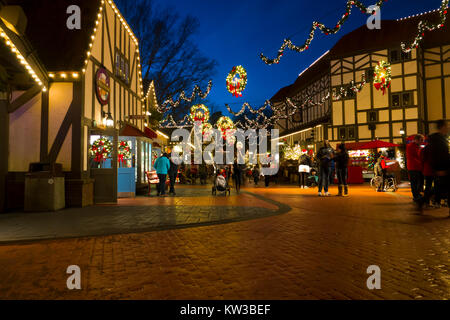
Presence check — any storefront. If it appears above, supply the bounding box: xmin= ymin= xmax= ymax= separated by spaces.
xmin=1 ymin=0 xmax=160 ymax=211
xmin=346 ymin=140 xmax=400 ymax=183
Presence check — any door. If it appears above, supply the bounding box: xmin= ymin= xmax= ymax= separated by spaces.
xmin=89 ymin=129 xmax=118 ymax=203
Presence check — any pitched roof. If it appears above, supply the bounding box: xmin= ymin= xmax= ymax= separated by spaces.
xmin=270 ymin=84 xmax=292 ymax=102
xmin=6 ymin=0 xmax=101 ymax=71
xmin=329 ymin=11 xmax=450 ymax=58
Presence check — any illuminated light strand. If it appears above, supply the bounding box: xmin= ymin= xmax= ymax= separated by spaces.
xmin=158 ymin=80 xmax=213 ymax=113
xmin=400 ymin=0 xmax=449 ymax=52
xmin=260 ymin=0 xmax=388 ymax=65
xmin=84 ymin=0 xmax=145 ymax=97
xmin=0 ymin=28 xmax=47 ymax=91
xmin=225 ymin=100 xmax=271 ymax=116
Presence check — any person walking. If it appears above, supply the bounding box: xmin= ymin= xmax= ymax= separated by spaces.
xmin=406 ymin=134 xmax=424 ymax=204
xmin=167 ymin=153 xmax=179 ymax=196
xmin=233 ymin=160 xmax=242 ymax=193
xmin=328 ymin=158 xmax=336 ymax=186
xmin=317 ymin=141 xmax=333 ymax=196
xmin=153 ymin=153 xmax=170 ymax=197
xmin=298 ymin=151 xmax=312 ymax=189
xmin=335 ymin=143 xmax=349 ymax=196
xmin=374 ymin=155 xmax=386 ymax=192
xmin=421 ymin=143 xmax=435 ymax=207
xmin=252 ymin=166 xmax=260 ymax=186
xmin=428 ymin=120 xmax=450 ymax=210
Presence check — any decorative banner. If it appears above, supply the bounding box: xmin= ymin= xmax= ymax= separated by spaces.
xmin=373 ymin=61 xmax=391 ymax=95
xmin=189 ymin=104 xmax=210 ymax=123
xmin=118 ymin=141 xmax=132 ymax=164
xmin=401 ymin=0 xmax=449 ymax=52
xmin=90 ymin=137 xmax=113 ymax=163
xmin=226 ymin=66 xmax=247 ymax=97
xmin=95 ymin=68 xmax=110 ymax=105
xmin=159 ymin=80 xmax=213 ymax=113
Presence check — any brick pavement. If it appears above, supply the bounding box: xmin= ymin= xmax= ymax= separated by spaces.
xmin=0 ymin=184 xmax=449 ymax=300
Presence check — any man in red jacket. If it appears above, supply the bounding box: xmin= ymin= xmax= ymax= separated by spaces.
xmin=406 ymin=134 xmax=424 ymax=203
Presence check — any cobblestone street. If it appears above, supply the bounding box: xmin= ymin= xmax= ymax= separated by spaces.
xmin=0 ymin=185 xmax=449 ymax=300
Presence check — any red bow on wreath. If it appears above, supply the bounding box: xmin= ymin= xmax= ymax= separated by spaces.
xmin=228 ymin=82 xmax=242 ymax=97
xmin=94 ymin=152 xmax=104 ymax=163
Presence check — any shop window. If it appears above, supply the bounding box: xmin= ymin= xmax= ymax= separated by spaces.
xmin=338 ymin=127 xmax=346 ymax=140
xmin=115 ymin=49 xmax=130 ymax=85
xmin=368 ymin=110 xmax=378 ymax=122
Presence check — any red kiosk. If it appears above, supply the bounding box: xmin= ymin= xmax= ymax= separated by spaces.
xmin=345 ymin=140 xmax=400 ymax=184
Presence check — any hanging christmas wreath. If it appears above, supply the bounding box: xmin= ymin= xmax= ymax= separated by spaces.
xmin=118 ymin=141 xmax=132 ymax=164
xmin=189 ymin=104 xmax=210 ymax=123
xmin=373 ymin=61 xmax=391 ymax=95
xmin=216 ymin=116 xmax=236 ymax=141
xmin=226 ymin=65 xmax=247 ymax=97
xmin=90 ymin=137 xmax=113 ymax=163
xmin=202 ymin=122 xmax=213 ymax=141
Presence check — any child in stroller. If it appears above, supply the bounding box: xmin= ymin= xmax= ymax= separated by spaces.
xmin=307 ymin=169 xmax=319 ymax=187
xmin=212 ymin=167 xmax=231 ymax=195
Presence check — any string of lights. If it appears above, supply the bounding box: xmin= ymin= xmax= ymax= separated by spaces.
xmin=158 ymin=80 xmax=213 ymax=113
xmin=260 ymin=0 xmax=387 ymax=65
xmin=225 ymin=100 xmax=271 ymax=116
xmin=400 ymin=0 xmax=449 ymax=52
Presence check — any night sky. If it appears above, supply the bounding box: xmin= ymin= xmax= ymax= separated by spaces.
xmin=153 ymin=0 xmax=442 ymax=115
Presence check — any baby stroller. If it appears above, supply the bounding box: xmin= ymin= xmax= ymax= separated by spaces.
xmin=212 ymin=168 xmax=231 ymax=195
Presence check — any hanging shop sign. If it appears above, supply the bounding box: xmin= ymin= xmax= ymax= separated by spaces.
xmin=95 ymin=67 xmax=110 ymax=105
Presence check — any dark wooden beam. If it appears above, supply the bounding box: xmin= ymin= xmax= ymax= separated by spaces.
xmin=40 ymin=89 xmax=49 ymax=162
xmin=71 ymin=82 xmax=83 ymax=178
xmin=0 ymin=98 xmax=8 ymax=212
xmin=7 ymin=85 xmax=41 ymax=113
xmin=47 ymin=100 xmax=75 ymax=164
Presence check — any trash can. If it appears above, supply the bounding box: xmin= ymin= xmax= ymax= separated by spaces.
xmin=24 ymin=163 xmax=65 ymax=212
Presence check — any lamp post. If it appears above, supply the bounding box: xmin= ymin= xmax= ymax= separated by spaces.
xmin=400 ymin=128 xmax=407 ymax=171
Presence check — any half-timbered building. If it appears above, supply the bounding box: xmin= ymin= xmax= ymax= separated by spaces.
xmin=271 ymin=52 xmax=331 ymax=152
xmin=272 ymin=10 xmax=450 ymax=150
xmin=0 ymin=0 xmax=163 ymax=212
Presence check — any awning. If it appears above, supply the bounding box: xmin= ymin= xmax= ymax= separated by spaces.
xmin=144 ymin=127 xmax=157 ymax=139
xmin=345 ymin=140 xmax=400 ymax=150
xmin=120 ymin=124 xmax=146 ymax=137
xmin=153 ymin=142 xmax=161 ymax=148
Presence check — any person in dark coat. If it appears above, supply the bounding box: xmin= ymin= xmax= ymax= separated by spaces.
xmin=317 ymin=141 xmax=334 ymax=196
xmin=335 ymin=143 xmax=350 ymax=196
xmin=168 ymin=153 xmax=178 ymax=195
xmin=233 ymin=160 xmax=242 ymax=193
xmin=298 ymin=151 xmax=312 ymax=189
xmin=428 ymin=120 xmax=449 ymax=210
xmin=421 ymin=144 xmax=434 ymax=206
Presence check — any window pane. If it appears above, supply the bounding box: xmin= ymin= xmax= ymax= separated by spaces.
xmin=402 ymin=93 xmax=411 ymax=106
xmin=392 ymin=94 xmax=400 ymax=107
xmin=390 ymin=50 xmax=399 ymax=63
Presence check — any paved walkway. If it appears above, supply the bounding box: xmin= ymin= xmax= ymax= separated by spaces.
xmin=0 ymin=184 xmax=449 ymax=299
xmin=0 ymin=187 xmax=286 ymax=242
